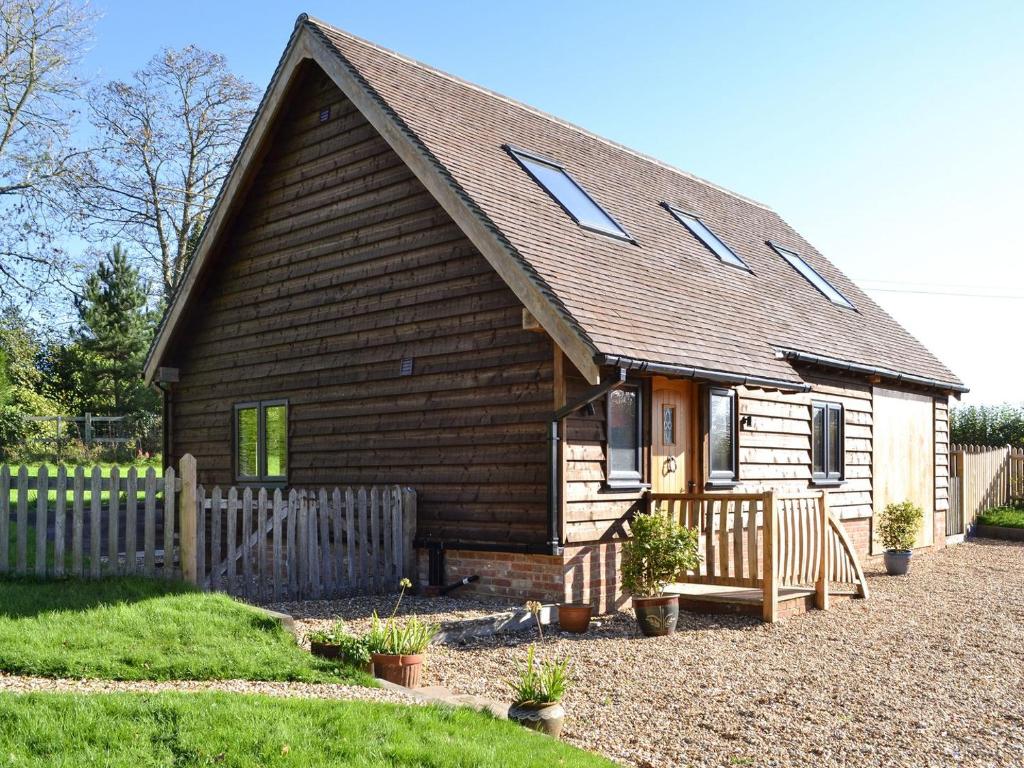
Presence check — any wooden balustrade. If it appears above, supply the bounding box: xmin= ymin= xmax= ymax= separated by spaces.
xmin=647 ymin=489 xmax=868 ymax=622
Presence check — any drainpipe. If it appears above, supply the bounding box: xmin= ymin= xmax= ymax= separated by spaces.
xmin=152 ymin=382 xmax=172 ymax=472
xmin=547 ymin=367 xmax=628 ymax=555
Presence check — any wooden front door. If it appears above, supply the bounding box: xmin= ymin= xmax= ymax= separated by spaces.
xmin=651 ymin=378 xmax=693 ymax=494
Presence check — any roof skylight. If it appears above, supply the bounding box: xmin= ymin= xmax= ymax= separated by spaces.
xmin=664 ymin=205 xmax=749 ymax=270
xmin=506 ymin=146 xmax=631 ymax=241
xmin=769 ymin=242 xmax=855 ymax=309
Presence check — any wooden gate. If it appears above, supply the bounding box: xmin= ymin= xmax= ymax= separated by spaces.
xmin=190 ymin=481 xmax=416 ymax=601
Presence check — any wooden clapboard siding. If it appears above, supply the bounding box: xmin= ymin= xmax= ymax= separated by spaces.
xmin=562 ymin=371 xmax=876 ymax=545
xmin=736 ymin=376 xmax=874 ymax=520
xmin=166 ymin=63 xmax=552 ymax=547
xmin=561 ymin=365 xmax=646 ymax=545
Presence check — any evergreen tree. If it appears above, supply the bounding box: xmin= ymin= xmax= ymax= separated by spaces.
xmin=75 ymin=245 xmax=159 ymax=416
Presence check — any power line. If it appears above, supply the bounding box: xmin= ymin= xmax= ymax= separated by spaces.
xmin=856 ymin=281 xmax=1024 ymax=300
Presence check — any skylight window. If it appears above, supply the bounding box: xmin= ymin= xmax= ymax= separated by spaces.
xmin=506 ymin=146 xmax=631 ymax=241
xmin=664 ymin=205 xmax=749 ymax=270
xmin=769 ymin=242 xmax=855 ymax=310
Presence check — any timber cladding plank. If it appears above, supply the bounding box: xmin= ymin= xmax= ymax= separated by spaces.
xmin=167 ymin=66 xmax=553 ymax=547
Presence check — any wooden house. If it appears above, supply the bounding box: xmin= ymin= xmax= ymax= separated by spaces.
xmin=144 ymin=15 xmax=967 ymax=612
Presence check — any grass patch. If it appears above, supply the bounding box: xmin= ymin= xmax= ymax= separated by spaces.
xmin=0 ymin=691 xmax=615 ymax=767
xmin=977 ymin=506 xmax=1024 ymax=529
xmin=5 ymin=525 xmax=63 ymax=572
xmin=0 ymin=577 xmax=365 ymax=683
xmin=4 ymin=459 xmax=163 ymax=506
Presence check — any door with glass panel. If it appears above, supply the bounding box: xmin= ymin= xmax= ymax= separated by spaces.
xmin=651 ymin=378 xmax=692 ymax=495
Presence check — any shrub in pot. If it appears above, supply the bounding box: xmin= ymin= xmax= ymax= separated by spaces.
xmin=507 ymin=644 xmax=569 ymax=738
xmin=877 ymin=500 xmax=923 ymax=576
xmin=364 ymin=579 xmax=437 ymax=688
xmin=307 ymin=622 xmax=372 ymax=673
xmin=621 ymin=510 xmax=701 ymax=636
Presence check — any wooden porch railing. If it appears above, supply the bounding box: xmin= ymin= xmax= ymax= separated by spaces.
xmin=647 ymin=490 xmax=868 ymax=622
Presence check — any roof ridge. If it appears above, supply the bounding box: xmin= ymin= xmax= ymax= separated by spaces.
xmin=300 ymin=13 xmax=774 ymax=212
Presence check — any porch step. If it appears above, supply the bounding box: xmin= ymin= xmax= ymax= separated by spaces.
xmin=665 ymin=583 xmax=848 ymax=621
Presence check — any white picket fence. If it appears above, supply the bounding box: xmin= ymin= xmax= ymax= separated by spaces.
xmin=1 ymin=455 xmax=417 ymax=601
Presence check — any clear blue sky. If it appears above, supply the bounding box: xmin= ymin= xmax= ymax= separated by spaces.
xmin=82 ymin=0 xmax=1024 ymax=404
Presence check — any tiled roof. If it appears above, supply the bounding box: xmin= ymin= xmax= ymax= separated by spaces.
xmin=306 ymin=19 xmax=967 ymax=390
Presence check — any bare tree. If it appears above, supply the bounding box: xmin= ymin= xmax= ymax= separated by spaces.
xmin=84 ymin=46 xmax=257 ymax=300
xmin=0 ymin=0 xmax=93 ymax=309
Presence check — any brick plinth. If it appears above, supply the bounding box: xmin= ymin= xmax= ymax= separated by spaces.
xmin=933 ymin=510 xmax=947 ymax=550
xmin=416 ymin=548 xmax=565 ymax=603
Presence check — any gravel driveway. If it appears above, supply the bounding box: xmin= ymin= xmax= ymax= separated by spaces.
xmin=278 ymin=540 xmax=1023 ymax=767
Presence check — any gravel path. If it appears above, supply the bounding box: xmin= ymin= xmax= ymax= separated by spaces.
xmin=0 ymin=673 xmax=412 ymax=704
xmin=279 ymin=540 xmax=1024 ymax=767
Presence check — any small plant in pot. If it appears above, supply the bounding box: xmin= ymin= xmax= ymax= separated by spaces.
xmin=507 ymin=644 xmax=569 ymax=738
xmin=307 ymin=622 xmax=372 ymax=673
xmin=621 ymin=510 xmax=701 ymax=636
xmin=364 ymin=578 xmax=437 ymax=688
xmin=878 ymin=500 xmax=923 ymax=576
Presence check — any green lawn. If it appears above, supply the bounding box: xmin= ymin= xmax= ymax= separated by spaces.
xmin=0 ymin=577 xmax=365 ymax=683
xmin=4 ymin=458 xmax=163 ymax=506
xmin=977 ymin=506 xmax=1024 ymax=529
xmin=6 ymin=525 xmax=61 ymax=572
xmin=0 ymin=691 xmax=615 ymax=767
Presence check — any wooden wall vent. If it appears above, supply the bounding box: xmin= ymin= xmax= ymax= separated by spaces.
xmin=399 ymin=357 xmax=414 ymax=376
xmin=319 ymin=106 xmax=331 ymax=122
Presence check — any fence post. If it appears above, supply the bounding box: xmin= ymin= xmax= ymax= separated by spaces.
xmin=761 ymin=490 xmax=777 ymax=623
xmin=401 ymin=487 xmax=417 ymax=582
xmin=815 ymin=491 xmax=830 ymax=611
xmin=178 ymin=454 xmax=198 ymax=585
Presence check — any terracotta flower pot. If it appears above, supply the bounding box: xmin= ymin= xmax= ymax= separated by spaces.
xmin=310 ymin=641 xmax=341 ymax=659
xmin=371 ymin=653 xmax=425 ymax=688
xmin=632 ymin=594 xmax=679 ymax=637
xmin=508 ymin=702 xmax=565 ymax=738
xmin=557 ymin=603 xmax=592 ymax=634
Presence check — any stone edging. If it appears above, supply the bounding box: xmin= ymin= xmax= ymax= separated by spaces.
xmin=376 ymin=678 xmax=509 ymax=719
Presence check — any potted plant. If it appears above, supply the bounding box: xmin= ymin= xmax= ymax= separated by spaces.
xmin=364 ymin=578 xmax=437 ymax=688
xmin=878 ymin=500 xmax=923 ymax=575
xmin=620 ymin=510 xmax=700 ymax=636
xmin=307 ymin=626 xmax=342 ymax=660
xmin=507 ymin=644 xmax=569 ymax=738
xmin=307 ymin=622 xmax=373 ymax=673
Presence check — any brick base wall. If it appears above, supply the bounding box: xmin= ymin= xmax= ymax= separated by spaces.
xmin=843 ymin=517 xmax=871 ymax=559
xmin=563 ymin=542 xmax=629 ymax=614
xmin=933 ymin=510 xmax=947 ymax=550
xmin=416 ymin=548 xmax=565 ymax=603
